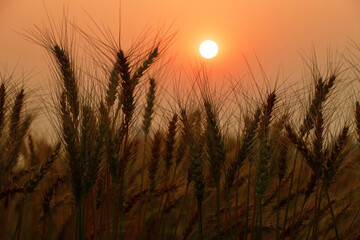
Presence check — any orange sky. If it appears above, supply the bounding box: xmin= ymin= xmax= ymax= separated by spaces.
xmin=1 ymin=0 xmax=360 ymax=87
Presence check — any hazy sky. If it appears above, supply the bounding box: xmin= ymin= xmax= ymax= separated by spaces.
xmin=1 ymin=0 xmax=360 ymax=86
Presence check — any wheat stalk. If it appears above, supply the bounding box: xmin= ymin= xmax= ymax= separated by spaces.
xmin=0 ymin=84 xmax=6 ymax=139
xmin=139 ymin=77 xmax=156 ymax=236
xmin=148 ymin=130 xmax=162 ymax=237
xmin=254 ymin=91 xmax=276 ymax=239
xmin=203 ymin=98 xmax=230 ymax=239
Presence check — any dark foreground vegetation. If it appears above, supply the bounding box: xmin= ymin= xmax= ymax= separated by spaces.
xmin=1 ymin=19 xmax=360 ymax=240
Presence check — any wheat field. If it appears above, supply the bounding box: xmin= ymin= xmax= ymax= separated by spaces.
xmin=1 ymin=18 xmax=360 ymax=240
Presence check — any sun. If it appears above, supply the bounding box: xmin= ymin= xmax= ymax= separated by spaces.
xmin=199 ymin=40 xmax=218 ymax=59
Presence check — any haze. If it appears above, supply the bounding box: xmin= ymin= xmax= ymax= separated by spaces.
xmin=1 ymin=0 xmax=360 ymax=86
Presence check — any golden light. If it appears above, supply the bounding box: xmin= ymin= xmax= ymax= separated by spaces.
xmin=199 ymin=40 xmax=218 ymax=59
